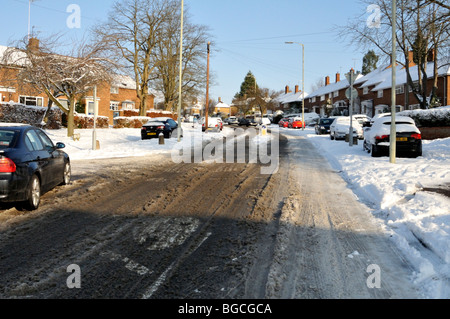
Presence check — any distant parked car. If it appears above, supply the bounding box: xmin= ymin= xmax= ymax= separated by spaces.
xmin=0 ymin=124 xmax=71 ymax=210
xmin=141 ymin=117 xmax=181 ymax=139
xmin=353 ymin=114 xmax=372 ymax=127
xmin=288 ymin=117 xmax=306 ymax=129
xmin=330 ymin=117 xmax=364 ymax=140
xmin=227 ymin=116 xmax=239 ymax=125
xmin=246 ymin=116 xmax=258 ymax=127
xmin=201 ymin=117 xmax=223 ymax=132
xmin=363 ymin=116 xmax=422 ymax=158
xmin=315 ymin=118 xmax=334 ymax=135
xmin=278 ymin=118 xmax=289 ymax=128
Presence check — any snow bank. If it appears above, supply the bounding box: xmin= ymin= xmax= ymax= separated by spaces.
xmin=280 ymin=126 xmax=450 ymax=298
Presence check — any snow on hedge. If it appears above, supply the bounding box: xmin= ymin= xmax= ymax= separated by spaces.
xmin=398 ymin=105 xmax=450 ymax=127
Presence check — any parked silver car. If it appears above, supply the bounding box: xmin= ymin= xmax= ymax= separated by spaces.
xmin=330 ymin=117 xmax=364 ymax=140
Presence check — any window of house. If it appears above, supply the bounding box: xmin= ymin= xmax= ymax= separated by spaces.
xmin=320 ymin=95 xmax=325 ymax=101
xmin=110 ymin=101 xmax=119 ymax=111
xmin=333 ymin=91 xmax=339 ymax=98
xmin=122 ymin=101 xmax=135 ymax=110
xmin=312 ymin=97 xmax=316 ymax=103
xmin=377 ymin=90 xmax=383 ymax=98
xmin=19 ymin=96 xmax=44 ymax=107
xmin=110 ymin=87 xmax=119 ymax=94
xmin=396 ymin=86 xmax=404 ymax=95
xmin=409 ymin=82 xmax=418 ymax=93
xmin=363 ymin=87 xmax=369 ymax=95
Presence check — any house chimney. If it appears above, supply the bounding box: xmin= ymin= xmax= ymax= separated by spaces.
xmin=336 ymin=73 xmax=340 ymax=83
xmin=28 ymin=37 xmax=40 ymax=51
xmin=295 ymin=85 xmax=299 ymax=93
xmin=285 ymin=85 xmax=291 ymax=94
xmin=218 ymin=97 xmax=222 ymax=103
xmin=408 ymin=51 xmax=416 ymax=67
xmin=325 ymin=76 xmax=330 ymax=86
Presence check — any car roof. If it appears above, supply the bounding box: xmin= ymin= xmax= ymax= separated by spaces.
xmin=149 ymin=117 xmax=172 ymax=121
xmin=376 ymin=116 xmax=415 ymax=124
xmin=0 ymin=123 xmax=32 ymax=128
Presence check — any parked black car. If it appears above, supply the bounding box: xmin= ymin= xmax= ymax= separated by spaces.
xmin=0 ymin=124 xmax=71 ymax=210
xmin=315 ymin=118 xmax=335 ymax=135
xmin=141 ymin=117 xmax=182 ymax=140
xmin=238 ymin=118 xmax=250 ymax=126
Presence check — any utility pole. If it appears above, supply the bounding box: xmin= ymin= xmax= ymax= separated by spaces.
xmin=390 ymin=0 xmax=397 ymax=164
xmin=177 ymin=0 xmax=184 ymax=142
xmin=285 ymin=42 xmax=305 ymax=130
xmin=349 ymin=69 xmax=355 ymax=147
xmin=92 ymin=85 xmax=98 ymax=151
xmin=205 ymin=41 xmax=210 ymax=132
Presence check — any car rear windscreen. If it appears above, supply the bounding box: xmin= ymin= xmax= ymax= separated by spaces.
xmin=0 ymin=130 xmax=18 ymax=149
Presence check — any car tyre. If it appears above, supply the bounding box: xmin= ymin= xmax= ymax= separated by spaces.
xmin=61 ymin=162 xmax=71 ymax=185
xmin=23 ymin=175 xmax=41 ymax=211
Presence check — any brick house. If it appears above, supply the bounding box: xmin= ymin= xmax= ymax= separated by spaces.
xmin=304 ymin=52 xmax=450 ymax=118
xmin=0 ymin=39 xmax=156 ymax=126
xmin=304 ymin=72 xmax=364 ymax=117
xmin=276 ymin=85 xmax=309 ymax=112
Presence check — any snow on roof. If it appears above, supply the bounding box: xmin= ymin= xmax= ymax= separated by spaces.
xmin=356 ymin=59 xmax=450 ymax=91
xmin=215 ymin=101 xmax=230 ymax=108
xmin=0 ymin=45 xmax=28 ymax=66
xmin=277 ymin=91 xmax=309 ymax=104
xmin=111 ymin=74 xmax=136 ymax=89
xmin=307 ymin=74 xmax=363 ymax=99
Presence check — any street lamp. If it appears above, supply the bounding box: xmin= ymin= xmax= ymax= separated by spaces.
xmin=390 ymin=0 xmax=397 ymax=163
xmin=177 ymin=0 xmax=184 ymax=142
xmin=285 ymin=41 xmax=305 ymax=131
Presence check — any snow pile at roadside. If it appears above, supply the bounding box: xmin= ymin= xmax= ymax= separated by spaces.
xmin=280 ymin=126 xmax=450 ymax=298
xmin=45 ymin=124 xmax=235 ymax=161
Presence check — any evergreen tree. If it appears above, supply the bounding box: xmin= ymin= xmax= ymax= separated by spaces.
xmin=362 ymin=50 xmax=379 ymax=75
xmin=235 ymin=71 xmax=258 ymax=98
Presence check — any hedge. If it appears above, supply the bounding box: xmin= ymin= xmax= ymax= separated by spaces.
xmin=0 ymin=103 xmax=62 ymax=129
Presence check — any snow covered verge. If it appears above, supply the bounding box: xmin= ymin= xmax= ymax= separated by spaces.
xmin=280 ymin=126 xmax=450 ymax=299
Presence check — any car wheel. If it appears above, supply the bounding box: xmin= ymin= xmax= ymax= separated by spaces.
xmin=61 ymin=162 xmax=71 ymax=185
xmin=330 ymin=133 xmax=335 ymax=140
xmin=24 ymin=175 xmax=41 ymax=211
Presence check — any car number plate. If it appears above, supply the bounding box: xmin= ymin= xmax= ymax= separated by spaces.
xmin=148 ymin=132 xmax=157 ymax=136
xmin=397 ymin=137 xmax=407 ymax=142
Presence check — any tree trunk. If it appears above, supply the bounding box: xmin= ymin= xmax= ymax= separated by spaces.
xmin=67 ymin=97 xmax=76 ymax=137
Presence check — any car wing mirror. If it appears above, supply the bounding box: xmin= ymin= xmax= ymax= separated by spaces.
xmin=56 ymin=142 xmax=66 ymax=149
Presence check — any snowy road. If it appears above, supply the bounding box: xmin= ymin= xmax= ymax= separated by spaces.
xmin=0 ymin=132 xmax=419 ymax=299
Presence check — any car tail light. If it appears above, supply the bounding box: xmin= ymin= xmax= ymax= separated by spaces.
xmin=157 ymin=125 xmax=165 ymax=130
xmin=375 ymin=135 xmax=389 ymax=140
xmin=0 ymin=157 xmax=16 ymax=173
xmin=411 ymin=133 xmax=422 ymax=140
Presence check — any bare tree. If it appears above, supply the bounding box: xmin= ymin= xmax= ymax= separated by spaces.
xmin=2 ymin=35 xmax=119 ymax=137
xmin=151 ymin=5 xmax=212 ymax=113
xmin=340 ymin=0 xmax=449 ymax=109
xmin=93 ymin=0 xmax=180 ymax=116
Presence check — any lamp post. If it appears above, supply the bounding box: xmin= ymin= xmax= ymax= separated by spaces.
xmin=390 ymin=0 xmax=397 ymax=164
xmin=177 ymin=0 xmax=184 ymax=142
xmin=285 ymin=42 xmax=305 ymax=130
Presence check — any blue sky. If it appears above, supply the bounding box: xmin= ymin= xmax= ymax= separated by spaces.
xmin=1 ymin=0 xmax=373 ymax=104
